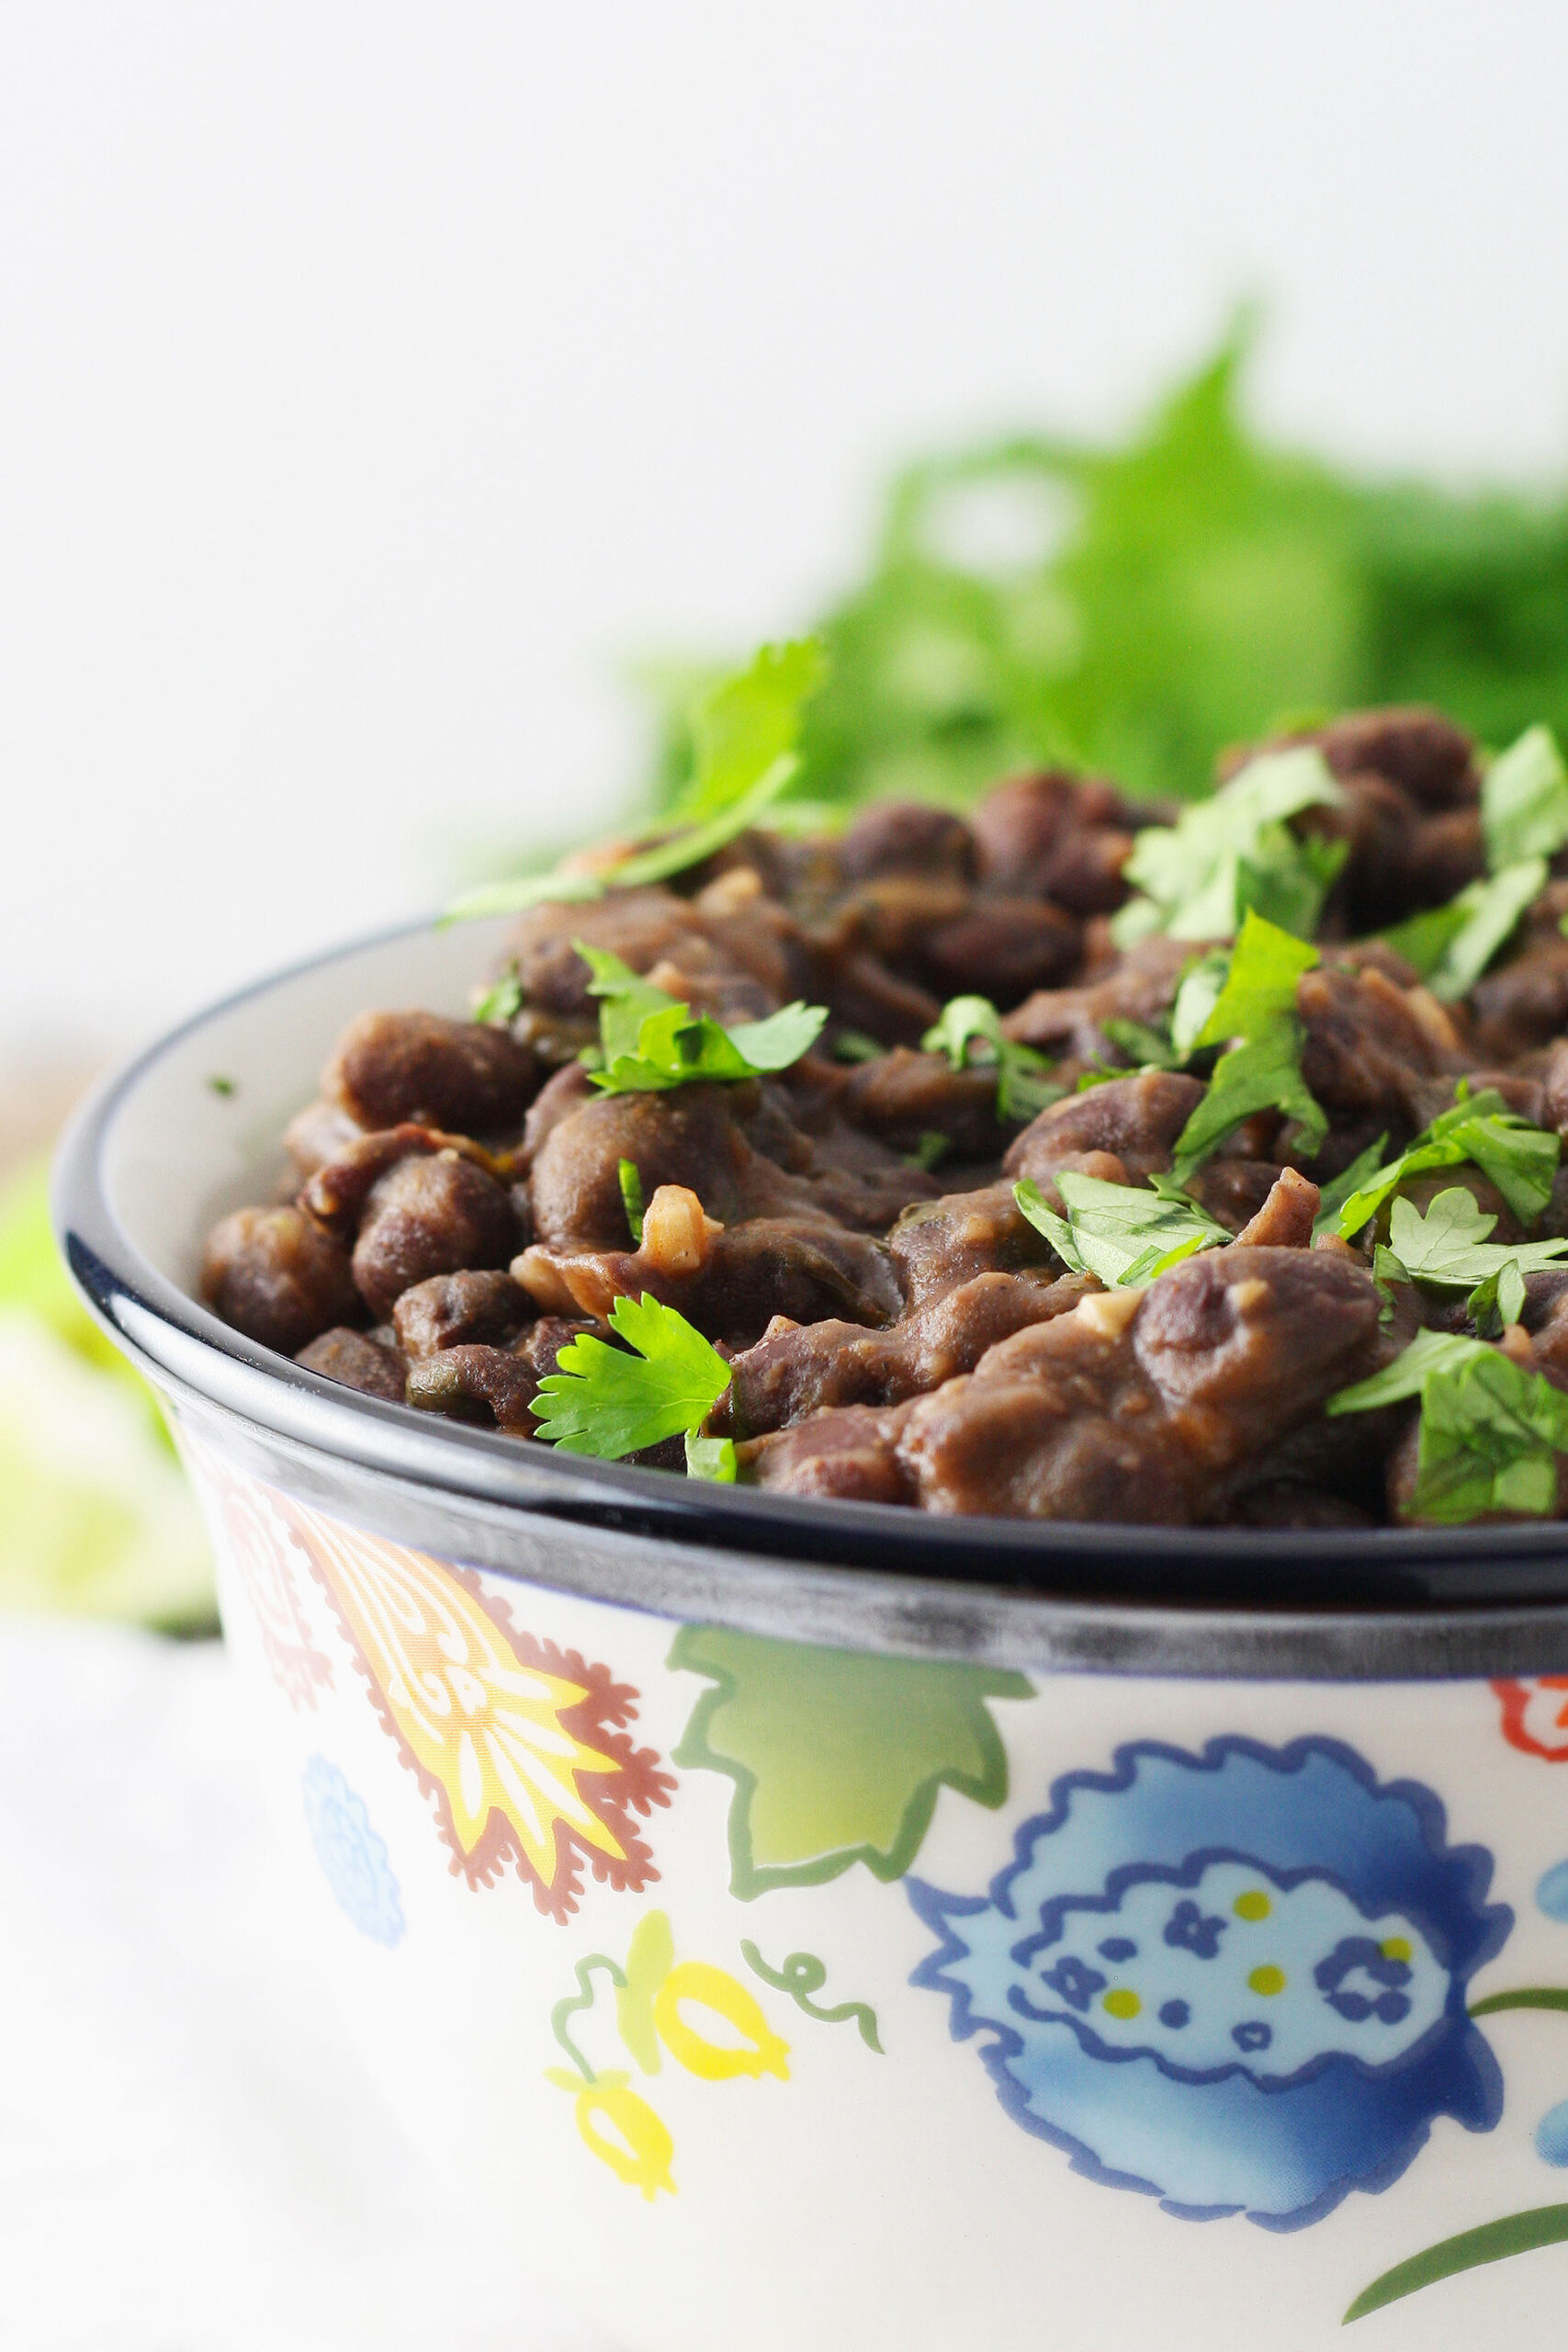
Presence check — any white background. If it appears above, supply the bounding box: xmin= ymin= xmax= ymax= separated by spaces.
xmin=6 ymin=2 xmax=1568 ymax=1070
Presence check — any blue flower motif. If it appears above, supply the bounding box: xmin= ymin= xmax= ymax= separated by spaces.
xmin=908 ymin=1736 xmax=1509 ymax=2231
xmin=302 ymin=1755 xmax=405 ymax=1948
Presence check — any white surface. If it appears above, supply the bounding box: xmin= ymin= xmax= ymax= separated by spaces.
xmin=6 ymin=2 xmax=1568 ymax=1060
xmin=0 ymin=1620 xmax=612 ymax=2352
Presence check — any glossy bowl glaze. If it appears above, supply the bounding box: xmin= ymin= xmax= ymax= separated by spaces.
xmin=52 ymin=917 xmax=1568 ymax=2351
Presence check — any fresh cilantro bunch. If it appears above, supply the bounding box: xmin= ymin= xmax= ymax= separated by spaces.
xmin=1371 ymin=1187 xmax=1568 ymax=1298
xmin=1329 ymin=1328 xmax=1568 ymax=1521
xmin=1111 ymin=746 xmax=1346 ymax=947
xmin=1014 ymin=1169 xmax=1229 ymax=1287
xmin=532 ymin=1293 xmax=736 ymax=1479
xmin=922 ymin=995 xmax=1063 ymax=1121
xmin=1334 ymin=1086 xmax=1560 ymax=1238
xmin=579 ymin=945 xmax=827 ymax=1095
xmin=1382 ymin=725 xmax=1568 ymax=1001
xmin=1166 ymin=912 xmax=1327 ymax=1183
xmin=446 ymin=639 xmax=826 ymax=922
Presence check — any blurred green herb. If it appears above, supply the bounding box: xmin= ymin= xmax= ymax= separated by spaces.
xmin=639 ymin=318 xmax=1568 ymax=815
xmin=618 ymin=1159 xmax=646 ymax=1245
xmin=922 ymin=994 xmax=1062 ymax=1121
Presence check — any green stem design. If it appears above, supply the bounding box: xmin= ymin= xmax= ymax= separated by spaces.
xmin=549 ymin=1953 xmax=628 ymax=2084
xmin=1345 ymin=2205 xmax=1568 ymax=2322
xmin=1471 ymin=1985 xmax=1568 ymax=2017
xmin=739 ymin=1940 xmax=884 ymax=2052
xmin=1344 ymin=1984 xmax=1568 ymax=2321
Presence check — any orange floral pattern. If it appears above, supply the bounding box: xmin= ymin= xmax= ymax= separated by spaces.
xmin=1495 ymin=1676 xmax=1568 ymax=1761
xmin=283 ymin=1497 xmax=674 ymax=1918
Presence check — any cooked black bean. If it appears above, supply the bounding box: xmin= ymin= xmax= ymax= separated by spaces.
xmin=203 ymin=1206 xmax=360 ymax=1356
xmin=352 ymin=1152 xmax=519 ymax=1318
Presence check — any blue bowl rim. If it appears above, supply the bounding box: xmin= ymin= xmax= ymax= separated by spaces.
xmin=50 ymin=911 xmax=1568 ymax=1626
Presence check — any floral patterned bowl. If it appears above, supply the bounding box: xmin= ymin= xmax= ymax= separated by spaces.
xmin=52 ymin=918 xmax=1568 ymax=2352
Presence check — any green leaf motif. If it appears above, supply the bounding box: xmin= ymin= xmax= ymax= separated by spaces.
xmin=669 ymin=1625 xmax=1032 ymax=1898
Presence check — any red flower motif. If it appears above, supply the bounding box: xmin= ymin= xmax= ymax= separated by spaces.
xmin=1494 ymin=1677 xmax=1568 ymax=1761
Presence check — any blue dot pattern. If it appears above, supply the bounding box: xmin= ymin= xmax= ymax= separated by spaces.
xmin=1538 ymin=1861 xmax=1568 ymax=1923
xmin=1539 ymin=2101 xmax=1568 ymax=2166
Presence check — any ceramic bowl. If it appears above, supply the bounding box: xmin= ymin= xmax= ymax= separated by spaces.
xmin=53 ymin=916 xmax=1568 ymax=2352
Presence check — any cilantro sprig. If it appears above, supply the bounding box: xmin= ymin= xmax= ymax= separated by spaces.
xmin=1111 ymin=746 xmax=1346 ymax=946
xmin=444 ymin=639 xmax=826 ymax=923
xmin=1334 ymin=1086 xmax=1560 ymax=1238
xmin=922 ymin=995 xmax=1063 ymax=1122
xmin=580 ymin=945 xmax=827 ymax=1094
xmin=1167 ymin=913 xmax=1326 ymax=1183
xmin=533 ymin=1293 xmax=734 ymax=1477
xmin=1015 ymin=1170 xmax=1230 ymax=1287
xmin=1329 ymin=1328 xmax=1568 ymax=1522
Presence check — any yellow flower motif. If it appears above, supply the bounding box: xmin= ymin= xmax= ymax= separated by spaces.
xmin=546 ymin=2068 xmax=676 ymax=2201
xmin=653 ymin=1961 xmax=792 ymax=2081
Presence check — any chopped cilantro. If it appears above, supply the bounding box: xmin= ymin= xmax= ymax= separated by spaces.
xmin=1382 ymin=858 xmax=1546 ymax=1002
xmin=471 ymin=973 xmax=524 ymax=1026
xmin=1311 ymin=1134 xmax=1390 ymax=1239
xmin=444 ymin=639 xmax=825 ymax=922
xmin=1483 ymin=724 xmax=1568 ymax=869
xmin=1335 ymin=1086 xmax=1560 ymax=1237
xmin=1168 ymin=913 xmax=1325 ymax=1182
xmin=1100 ymin=1014 xmax=1181 ymax=1069
xmin=1329 ymin=1324 xmax=1568 ymax=1522
xmin=832 ymin=1028 xmax=886 ymax=1063
xmin=907 ymin=1131 xmax=950 ymax=1171
xmin=1468 ymin=1259 xmax=1528 ymax=1338
xmin=922 ymin=994 xmax=1062 ymax=1121
xmin=578 ymin=944 xmax=827 ymax=1093
xmin=532 ymin=1293 xmax=732 ymax=1464
xmin=1371 ymin=1187 xmax=1568 ymax=1291
xmin=617 ymin=1159 xmax=646 ymax=1246
xmin=1111 ymin=746 xmax=1345 ymax=945
xmin=684 ymin=1430 xmax=738 ymax=1482
xmin=1014 ymin=1170 xmax=1229 ymax=1288
xmin=206 ymin=1074 xmax=237 ymax=1098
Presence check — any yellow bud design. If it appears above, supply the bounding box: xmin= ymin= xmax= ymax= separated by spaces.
xmin=558 ymin=2069 xmax=676 ymax=2202
xmin=652 ymin=1961 xmax=791 ymax=2082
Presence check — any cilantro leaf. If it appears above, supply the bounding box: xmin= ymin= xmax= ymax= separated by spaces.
xmin=578 ymin=942 xmax=827 ymax=1093
xmin=1382 ymin=857 xmax=1546 ymax=1002
xmin=471 ymin=972 xmax=523 ymax=1026
xmin=1311 ymin=1134 xmax=1390 ymax=1239
xmin=1014 ymin=1170 xmax=1229 ymax=1287
xmin=1100 ymin=1015 xmax=1181 ymax=1069
xmin=1336 ymin=1087 xmax=1561 ymax=1236
xmin=1325 ymin=1327 xmax=1489 ymax=1416
xmin=617 ymin=1158 xmax=646 ymax=1246
xmin=1167 ymin=912 xmax=1325 ymax=1182
xmin=724 ymin=1001 xmax=831 ymax=1073
xmin=1328 ymin=1323 xmax=1568 ymax=1522
xmin=684 ymin=1430 xmax=738 ymax=1482
xmin=922 ymin=994 xmax=1062 ymax=1121
xmin=1112 ymin=746 xmax=1344 ymax=944
xmin=533 ymin=1294 xmax=732 ymax=1462
xmin=831 ymin=1028 xmax=885 ymax=1064
xmin=1483 ymin=723 xmax=1568 ymax=868
xmin=1468 ymin=1259 xmax=1528 ymax=1338
xmin=1371 ymin=1186 xmax=1568 ymax=1290
xmin=444 ymin=639 xmax=825 ymax=922
xmin=1411 ymin=1350 xmax=1568 ymax=1521
xmin=673 ymin=639 xmax=827 ymax=821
